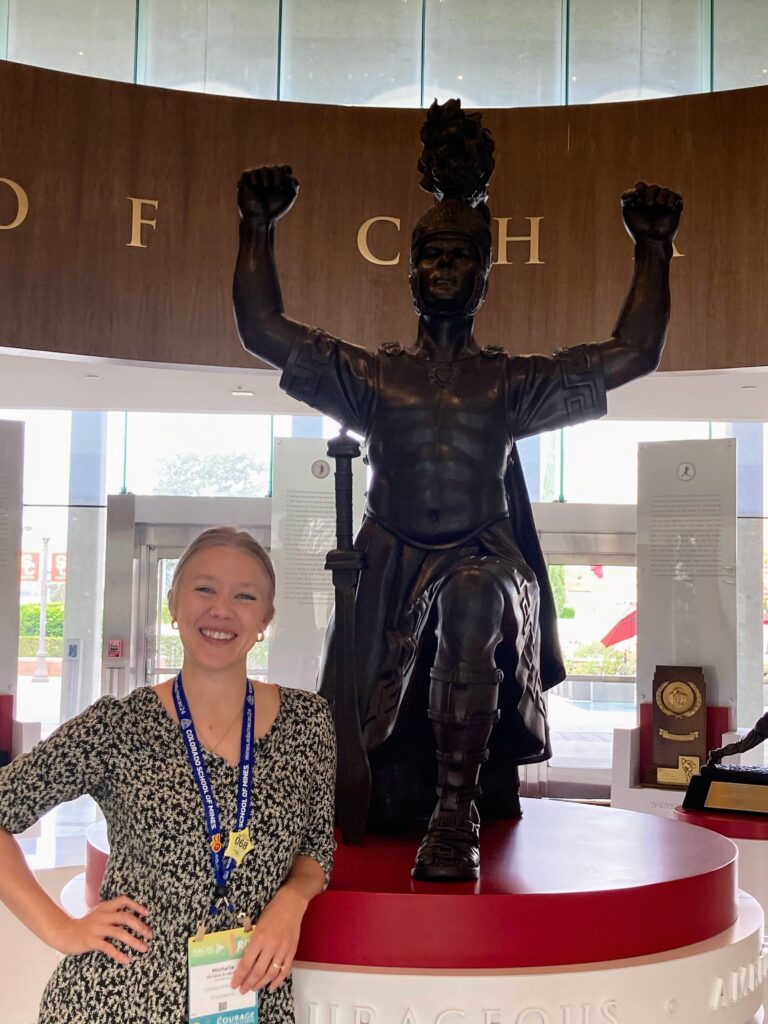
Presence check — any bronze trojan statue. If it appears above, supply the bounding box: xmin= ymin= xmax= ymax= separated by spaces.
xmin=233 ymin=100 xmax=682 ymax=881
xmin=707 ymin=712 xmax=768 ymax=765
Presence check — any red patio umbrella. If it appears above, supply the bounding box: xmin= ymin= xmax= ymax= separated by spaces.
xmin=600 ymin=609 xmax=637 ymax=647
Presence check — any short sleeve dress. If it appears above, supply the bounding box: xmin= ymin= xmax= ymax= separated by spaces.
xmin=0 ymin=685 xmax=336 ymax=1024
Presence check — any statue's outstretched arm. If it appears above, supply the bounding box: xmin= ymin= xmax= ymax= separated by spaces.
xmin=233 ymin=164 xmax=306 ymax=371
xmin=597 ymin=182 xmax=683 ymax=391
xmin=707 ymin=712 xmax=768 ymax=765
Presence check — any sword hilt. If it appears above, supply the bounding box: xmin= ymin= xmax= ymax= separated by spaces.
xmin=327 ymin=429 xmax=360 ymax=552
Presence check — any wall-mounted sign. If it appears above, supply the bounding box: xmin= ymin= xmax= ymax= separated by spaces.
xmin=51 ymin=552 xmax=67 ymax=583
xmin=20 ymin=551 xmax=39 ymax=582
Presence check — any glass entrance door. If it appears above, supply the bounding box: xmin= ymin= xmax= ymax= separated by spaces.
xmin=546 ymin=562 xmax=637 ymax=793
xmin=532 ymin=501 xmax=638 ymax=798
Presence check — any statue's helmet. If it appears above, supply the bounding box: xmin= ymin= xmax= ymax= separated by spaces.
xmin=409 ymin=99 xmax=496 ymax=316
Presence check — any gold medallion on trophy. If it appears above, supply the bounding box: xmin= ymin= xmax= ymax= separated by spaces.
xmin=656 ymin=679 xmax=702 ymax=719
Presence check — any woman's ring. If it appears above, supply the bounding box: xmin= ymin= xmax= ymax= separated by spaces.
xmin=272 ymin=962 xmax=285 ymax=970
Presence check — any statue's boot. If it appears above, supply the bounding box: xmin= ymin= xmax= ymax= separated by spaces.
xmin=411 ymin=668 xmax=502 ymax=882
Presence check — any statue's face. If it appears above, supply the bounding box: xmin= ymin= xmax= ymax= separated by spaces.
xmin=414 ymin=235 xmax=483 ymax=314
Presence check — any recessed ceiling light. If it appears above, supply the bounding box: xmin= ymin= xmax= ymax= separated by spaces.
xmin=84 ymin=374 xmax=100 ymax=380
xmin=231 ymin=389 xmax=254 ymax=397
xmin=741 ymin=385 xmax=757 ymax=390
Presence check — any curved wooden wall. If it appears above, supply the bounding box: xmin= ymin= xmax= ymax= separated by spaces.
xmin=0 ymin=60 xmax=766 ymax=373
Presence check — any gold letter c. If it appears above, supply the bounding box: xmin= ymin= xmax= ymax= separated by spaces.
xmin=357 ymin=216 xmax=400 ymax=265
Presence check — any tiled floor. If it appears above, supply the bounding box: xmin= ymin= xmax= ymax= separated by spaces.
xmin=1 ymin=865 xmax=82 ymax=1024
xmin=4 ymin=797 xmax=100 ymax=1022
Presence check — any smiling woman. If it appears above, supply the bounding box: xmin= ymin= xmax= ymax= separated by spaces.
xmin=168 ymin=529 xmax=275 ymax=677
xmin=0 ymin=526 xmax=335 ymax=1024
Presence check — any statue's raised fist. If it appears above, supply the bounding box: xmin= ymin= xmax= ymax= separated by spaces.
xmin=621 ymin=181 xmax=683 ymax=246
xmin=237 ymin=165 xmax=299 ymax=224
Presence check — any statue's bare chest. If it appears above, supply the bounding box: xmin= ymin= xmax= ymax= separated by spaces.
xmin=369 ymin=349 xmax=510 ymax=462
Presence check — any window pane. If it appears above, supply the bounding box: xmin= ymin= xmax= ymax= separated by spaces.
xmin=123 ymin=412 xmax=273 ymax=497
xmin=7 ymin=0 xmax=136 ymax=81
xmin=569 ymin=0 xmax=703 ymax=104
xmin=17 ymin=506 xmax=70 ymax=731
xmin=424 ymin=0 xmax=562 ymax=108
xmin=714 ymin=0 xmax=768 ymax=91
xmin=281 ymin=0 xmax=422 ymax=106
xmin=0 ymin=411 xmax=72 ymax=505
xmin=18 ymin=503 xmax=107 ymax=732
xmin=140 ymin=0 xmax=279 ymax=97
xmin=552 ymin=420 xmax=725 ymax=504
xmin=548 ymin=563 xmax=637 ymax=771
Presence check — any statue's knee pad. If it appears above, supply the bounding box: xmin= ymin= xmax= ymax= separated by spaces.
xmin=435 ymin=564 xmax=506 ymax=662
xmin=439 ymin=561 xmax=506 ymax=608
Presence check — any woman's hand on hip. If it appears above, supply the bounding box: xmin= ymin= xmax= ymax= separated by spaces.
xmin=231 ymin=887 xmax=309 ymax=994
xmin=52 ymin=895 xmax=152 ymax=964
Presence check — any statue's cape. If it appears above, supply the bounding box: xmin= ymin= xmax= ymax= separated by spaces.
xmin=504 ymin=443 xmax=566 ymax=690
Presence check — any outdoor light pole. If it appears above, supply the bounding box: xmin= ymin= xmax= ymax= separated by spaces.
xmin=31 ymin=536 xmax=50 ymax=684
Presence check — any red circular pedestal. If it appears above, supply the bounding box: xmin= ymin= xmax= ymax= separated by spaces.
xmin=675 ymin=804 xmax=768 ymax=840
xmin=296 ymin=799 xmax=737 ymax=970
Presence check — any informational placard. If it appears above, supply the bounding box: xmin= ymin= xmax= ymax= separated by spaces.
xmin=0 ymin=421 xmax=24 ymax=697
xmin=637 ymin=439 xmax=737 ymax=709
xmin=269 ymin=436 xmax=366 ymax=691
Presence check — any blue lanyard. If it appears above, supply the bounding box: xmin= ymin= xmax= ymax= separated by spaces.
xmin=173 ymin=672 xmax=255 ymax=914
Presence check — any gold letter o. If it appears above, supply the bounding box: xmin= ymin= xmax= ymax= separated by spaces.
xmin=0 ymin=178 xmax=29 ymax=230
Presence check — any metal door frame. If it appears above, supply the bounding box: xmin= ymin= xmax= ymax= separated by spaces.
xmin=137 ymin=541 xmax=189 ymax=688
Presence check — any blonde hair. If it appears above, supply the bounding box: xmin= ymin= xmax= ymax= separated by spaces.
xmin=169 ymin=527 xmax=276 ymax=619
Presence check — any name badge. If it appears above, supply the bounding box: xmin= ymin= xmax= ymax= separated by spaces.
xmin=188 ymin=926 xmax=258 ymax=1024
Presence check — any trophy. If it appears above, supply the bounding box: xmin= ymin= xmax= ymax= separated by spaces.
xmin=645 ymin=666 xmax=706 ymax=788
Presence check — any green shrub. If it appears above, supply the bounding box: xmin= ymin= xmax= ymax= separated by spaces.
xmin=566 ymin=640 xmax=636 ymax=678
xmin=548 ymin=564 xmax=567 ymax=618
xmin=19 ymin=603 xmax=65 ymax=637
xmin=18 ymin=636 xmax=64 ymax=658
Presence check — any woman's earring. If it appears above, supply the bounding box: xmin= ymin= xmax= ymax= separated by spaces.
xmin=171 ymin=620 xmax=179 ymax=631
xmin=256 ymin=630 xmax=265 ymax=643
